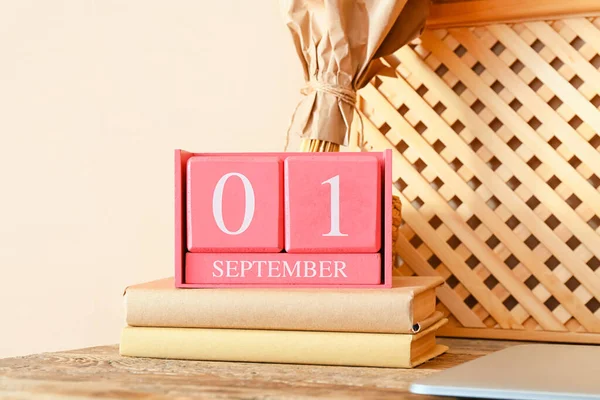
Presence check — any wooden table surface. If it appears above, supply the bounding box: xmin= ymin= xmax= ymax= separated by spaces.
xmin=0 ymin=338 xmax=522 ymax=399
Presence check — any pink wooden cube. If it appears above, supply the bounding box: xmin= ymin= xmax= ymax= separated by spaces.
xmin=187 ymin=156 xmax=283 ymax=252
xmin=284 ymin=155 xmax=381 ymax=253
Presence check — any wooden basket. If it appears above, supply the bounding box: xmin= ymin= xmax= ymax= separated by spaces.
xmin=358 ymin=2 xmax=600 ymax=343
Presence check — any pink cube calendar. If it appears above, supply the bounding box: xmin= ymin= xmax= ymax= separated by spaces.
xmin=175 ymin=149 xmax=393 ymax=288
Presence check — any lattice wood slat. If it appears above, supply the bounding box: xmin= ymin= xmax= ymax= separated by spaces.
xmin=359 ymin=17 xmax=600 ymax=343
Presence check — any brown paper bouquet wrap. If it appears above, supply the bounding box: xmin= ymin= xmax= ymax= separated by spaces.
xmin=281 ymin=0 xmax=430 ymax=152
xmin=281 ymin=0 xmax=428 ymax=260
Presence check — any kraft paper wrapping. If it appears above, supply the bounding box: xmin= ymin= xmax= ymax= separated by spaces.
xmin=281 ymin=0 xmax=430 ymax=147
xmin=124 ymin=276 xmax=443 ymax=333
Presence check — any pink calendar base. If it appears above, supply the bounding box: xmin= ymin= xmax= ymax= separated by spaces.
xmin=175 ymin=149 xmax=393 ymax=289
xmin=185 ymin=252 xmax=381 ymax=286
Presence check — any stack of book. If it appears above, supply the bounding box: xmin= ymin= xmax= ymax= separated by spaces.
xmin=120 ymin=276 xmax=447 ymax=368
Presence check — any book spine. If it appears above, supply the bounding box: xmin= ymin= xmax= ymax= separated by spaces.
xmin=120 ymin=327 xmax=414 ymax=368
xmin=126 ymin=288 xmax=415 ymax=333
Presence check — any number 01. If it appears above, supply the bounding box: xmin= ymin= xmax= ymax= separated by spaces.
xmin=211 ymin=172 xmax=348 ymax=238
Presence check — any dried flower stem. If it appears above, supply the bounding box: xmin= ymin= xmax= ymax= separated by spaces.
xmin=300 ymin=139 xmax=340 ymax=153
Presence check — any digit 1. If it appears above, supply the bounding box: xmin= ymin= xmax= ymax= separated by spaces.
xmin=322 ymin=175 xmax=348 ymax=237
xmin=212 ymin=172 xmax=255 ymax=235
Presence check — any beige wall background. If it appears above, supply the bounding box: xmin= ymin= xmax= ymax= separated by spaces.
xmin=0 ymin=1 xmax=303 ymax=358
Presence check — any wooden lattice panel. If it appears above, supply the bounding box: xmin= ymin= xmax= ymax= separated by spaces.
xmin=359 ymin=18 xmax=600 ymax=343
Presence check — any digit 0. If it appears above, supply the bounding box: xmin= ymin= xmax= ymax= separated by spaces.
xmin=212 ymin=172 xmax=255 ymax=235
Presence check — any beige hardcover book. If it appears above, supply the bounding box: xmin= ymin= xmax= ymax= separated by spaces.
xmin=120 ymin=319 xmax=448 ymax=368
xmin=124 ymin=276 xmax=444 ymax=333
